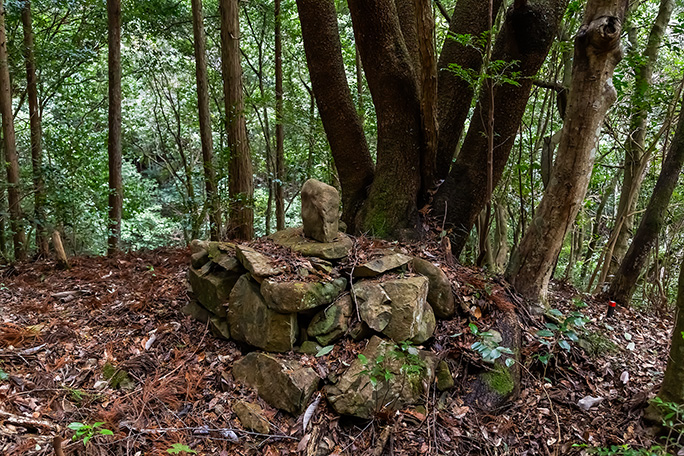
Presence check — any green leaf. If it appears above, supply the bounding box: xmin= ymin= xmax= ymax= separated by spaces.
xmin=549 ymin=308 xmax=563 ymax=317
xmin=564 ymin=331 xmax=579 ymax=342
xmin=316 ymin=345 xmax=334 ymax=357
xmin=99 ymin=429 xmax=114 ymax=436
xmin=83 ymin=435 xmax=92 ymax=446
xmin=469 ymin=323 xmax=479 ymax=335
xmin=505 ymin=358 xmax=515 ymax=368
xmin=536 ymin=329 xmax=554 ymax=338
xmin=167 ymin=443 xmax=197 ymax=454
xmin=357 ymin=354 xmax=368 ymax=365
xmin=0 ymin=369 xmax=8 ymax=381
xmin=545 ymin=322 xmax=559 ymax=331
xmin=558 ymin=340 xmax=571 ymax=351
xmin=67 ymin=422 xmax=86 ymax=431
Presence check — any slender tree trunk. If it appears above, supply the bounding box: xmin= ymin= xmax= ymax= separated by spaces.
xmin=605 ymin=88 xmax=684 ymax=307
xmin=435 ymin=0 xmax=503 ymax=181
xmin=506 ymin=0 xmax=628 ymax=307
xmin=0 ymin=0 xmax=27 ymax=261
xmin=107 ymin=0 xmax=122 ymax=256
xmin=435 ymin=0 xmax=567 ymax=256
xmin=607 ymin=0 xmax=674 ymax=275
xmin=348 ymin=0 xmax=424 ymax=239
xmin=647 ymin=255 xmax=684 ymax=416
xmin=274 ymin=0 xmax=285 ymax=230
xmin=21 ymin=0 xmax=48 ymax=257
xmin=219 ymin=0 xmax=254 ymax=240
xmin=191 ymin=0 xmax=221 ymax=241
xmin=493 ymin=201 xmax=508 ymax=272
xmin=414 ymin=0 xmax=438 ymax=200
xmin=296 ymin=0 xmax=374 ymax=232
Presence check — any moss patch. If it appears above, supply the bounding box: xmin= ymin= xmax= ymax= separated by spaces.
xmin=103 ymin=362 xmax=135 ymax=390
xmin=481 ymin=366 xmax=515 ymax=396
xmin=578 ymin=331 xmax=618 ymax=357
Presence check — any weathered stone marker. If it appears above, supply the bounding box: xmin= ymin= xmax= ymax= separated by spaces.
xmin=301 ymin=178 xmax=340 ymax=243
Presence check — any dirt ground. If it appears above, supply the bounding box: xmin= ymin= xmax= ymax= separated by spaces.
xmin=0 ymin=247 xmax=674 ymax=455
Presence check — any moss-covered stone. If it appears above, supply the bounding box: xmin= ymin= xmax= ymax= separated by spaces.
xmin=297 ymin=340 xmax=322 ymax=355
xmin=481 ymin=366 xmax=515 ymax=396
xmin=103 ymin=362 xmax=135 ymax=390
xmin=307 ymin=295 xmax=353 ymax=345
xmin=187 ymin=263 xmax=240 ymax=317
xmin=411 ymin=257 xmax=455 ymax=319
xmin=436 ymin=361 xmax=455 ymax=391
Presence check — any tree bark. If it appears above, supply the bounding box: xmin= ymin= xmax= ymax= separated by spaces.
xmin=219 ymin=0 xmax=254 ymax=240
xmin=349 ymin=0 xmax=424 ymax=239
xmin=435 ymin=0 xmax=503 ymax=181
xmin=606 ymin=89 xmax=684 ymax=307
xmin=275 ymin=0 xmax=285 ymax=231
xmin=21 ymin=0 xmax=48 ymax=257
xmin=607 ymin=0 xmax=674 ymax=276
xmin=191 ymin=0 xmax=221 ymax=241
xmin=435 ymin=0 xmax=567 ymax=256
xmin=648 ymin=255 xmax=684 ymax=414
xmin=0 ymin=0 xmax=27 ymax=261
xmin=296 ymin=0 xmax=374 ymax=232
xmin=506 ymin=0 xmax=627 ymax=306
xmin=107 ymin=0 xmax=122 ymax=256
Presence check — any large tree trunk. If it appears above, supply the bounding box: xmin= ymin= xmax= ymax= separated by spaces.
xmin=435 ymin=0 xmax=503 ymax=181
xmin=605 ymin=89 xmax=684 ymax=307
xmin=606 ymin=0 xmax=674 ymax=276
xmin=107 ymin=0 xmax=122 ymax=256
xmin=435 ymin=0 xmax=567 ymax=256
xmin=0 ymin=0 xmax=26 ymax=261
xmin=219 ymin=0 xmax=254 ymax=240
xmin=274 ymin=0 xmax=285 ymax=231
xmin=191 ymin=0 xmax=221 ymax=241
xmin=348 ymin=0 xmax=424 ymax=239
xmin=21 ymin=0 xmax=48 ymax=257
xmin=506 ymin=0 xmax=627 ymax=307
xmin=296 ymin=0 xmax=374 ymax=232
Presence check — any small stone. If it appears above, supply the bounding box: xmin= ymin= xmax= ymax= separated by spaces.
xmin=301 ymin=179 xmax=340 ymax=243
xmin=232 ymin=352 xmax=320 ymax=414
xmin=191 ymin=250 xmax=210 ymax=269
xmin=436 ymin=361 xmax=455 ymax=391
xmin=297 ymin=340 xmax=322 ymax=355
xmin=181 ymin=301 xmax=211 ymax=323
xmin=227 ymin=274 xmax=298 ymax=352
xmin=235 ymin=245 xmax=284 ymax=280
xmin=233 ymin=401 xmax=270 ymax=434
xmin=269 ymin=228 xmax=352 ymax=260
xmin=307 ymin=295 xmax=354 ymax=346
xmin=260 ymin=277 xmax=347 ymax=313
xmin=353 ymin=253 xmax=412 ymax=278
xmin=209 ymin=316 xmax=231 ymax=340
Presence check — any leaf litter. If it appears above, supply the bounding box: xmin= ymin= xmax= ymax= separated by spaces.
xmin=0 ymin=246 xmax=674 ymax=455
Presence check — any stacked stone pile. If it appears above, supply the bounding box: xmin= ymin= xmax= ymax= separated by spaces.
xmin=184 ymin=179 xmax=458 ymax=420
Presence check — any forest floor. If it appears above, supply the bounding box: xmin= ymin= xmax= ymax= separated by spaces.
xmin=0 ymin=246 xmax=676 ymax=456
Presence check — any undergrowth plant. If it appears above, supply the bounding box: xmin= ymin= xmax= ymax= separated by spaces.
xmin=469 ymin=323 xmax=515 ymax=367
xmin=67 ymin=421 xmax=114 ymax=446
xmin=534 ymin=309 xmax=589 ymax=365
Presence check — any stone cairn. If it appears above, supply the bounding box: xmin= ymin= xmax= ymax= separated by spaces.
xmin=185 ymin=179 xmax=457 ymax=424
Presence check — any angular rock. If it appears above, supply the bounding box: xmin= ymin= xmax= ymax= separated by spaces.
xmin=235 ymin=245 xmax=283 ymax=280
xmin=232 ymin=352 xmax=320 ymax=414
xmin=354 ymin=277 xmax=436 ymax=343
xmin=209 ymin=316 xmax=231 ymax=340
xmin=269 ymin=228 xmax=352 ymax=260
xmin=261 ymin=277 xmax=347 ymax=313
xmin=297 ymin=340 xmax=322 ymax=355
xmin=354 ymin=253 xmax=412 ymax=278
xmin=187 ymin=263 xmax=241 ymax=317
xmin=189 ymin=239 xmax=209 ymax=254
xmin=181 ymin=301 xmax=211 ymax=323
xmin=301 ymin=179 xmax=340 ymax=243
xmin=436 ymin=360 xmax=455 ymax=391
xmin=411 ymin=257 xmax=455 ymax=319
xmin=233 ymin=401 xmax=270 ymax=434
xmin=227 ymin=274 xmax=298 ymax=352
xmin=325 ymin=336 xmax=437 ymax=419
xmin=307 ymin=295 xmax=354 ymax=346
xmin=191 ymin=250 xmax=210 ymax=269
